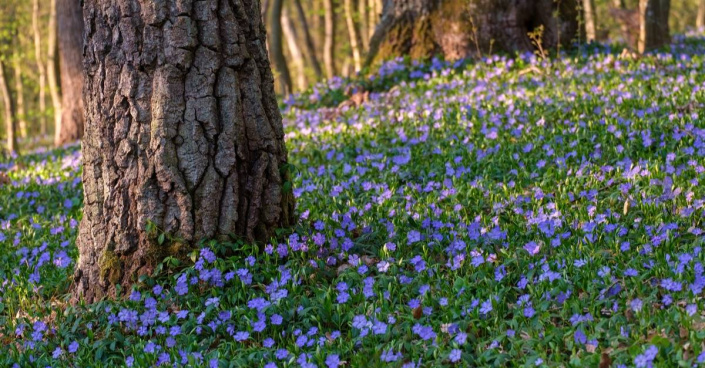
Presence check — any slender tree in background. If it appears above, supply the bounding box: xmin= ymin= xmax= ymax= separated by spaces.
xmin=13 ymin=53 xmax=28 ymax=139
xmin=323 ymin=0 xmax=336 ymax=79
xmin=282 ymin=7 xmax=307 ymax=90
xmin=697 ymin=0 xmax=705 ymax=28
xmin=368 ymin=0 xmax=379 ymax=43
xmin=344 ymin=0 xmax=363 ymax=72
xmin=358 ymin=0 xmax=368 ymax=46
xmin=638 ymin=0 xmax=670 ymax=53
xmin=293 ymin=0 xmax=323 ymax=79
xmin=32 ymin=0 xmax=47 ymax=136
xmin=366 ymin=0 xmax=579 ymax=65
xmin=583 ymin=0 xmax=597 ymax=42
xmin=46 ymin=0 xmax=61 ymax=138
xmin=74 ymin=0 xmax=296 ymax=302
xmin=270 ymin=0 xmax=293 ymax=95
xmin=55 ymin=0 xmax=85 ymax=146
xmin=0 ymin=62 xmax=16 ymax=153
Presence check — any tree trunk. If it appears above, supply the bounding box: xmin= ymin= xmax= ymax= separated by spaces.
xmin=74 ymin=0 xmax=296 ymax=303
xmin=583 ymin=0 xmax=597 ymax=42
xmin=345 ymin=0 xmax=364 ymax=72
xmin=270 ymin=0 xmax=293 ymax=95
xmin=47 ymin=0 xmax=62 ymax=138
xmin=610 ymin=0 xmax=638 ymax=49
xmin=323 ymin=0 xmax=337 ymax=79
xmin=366 ymin=0 xmax=580 ymax=65
xmin=293 ymin=0 xmax=323 ymax=79
xmin=358 ymin=0 xmax=369 ymax=47
xmin=0 ymin=62 xmax=17 ymax=154
xmin=55 ymin=0 xmax=85 ymax=146
xmin=282 ymin=8 xmax=307 ymax=91
xmin=368 ymin=0 xmax=380 ymax=43
xmin=697 ymin=0 xmax=705 ymax=29
xmin=13 ymin=58 xmax=28 ymax=139
xmin=33 ymin=0 xmax=48 ymax=136
xmin=638 ymin=0 xmax=670 ymax=53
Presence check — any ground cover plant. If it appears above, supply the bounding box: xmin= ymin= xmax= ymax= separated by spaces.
xmin=3 ymin=34 xmax=705 ymax=367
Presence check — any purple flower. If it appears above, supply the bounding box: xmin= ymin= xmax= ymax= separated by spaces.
xmin=326 ymin=354 xmax=341 ymax=368
xmin=449 ymin=349 xmax=462 ymax=363
xmin=234 ymin=331 xmax=250 ymax=341
xmin=524 ymin=241 xmax=540 ymax=256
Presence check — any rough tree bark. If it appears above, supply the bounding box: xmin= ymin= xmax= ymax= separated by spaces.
xmin=293 ymin=0 xmax=323 ymax=79
xmin=582 ymin=0 xmax=597 ymax=42
xmin=0 ymin=62 xmax=17 ymax=154
xmin=47 ymin=0 xmax=62 ymax=138
xmin=323 ymin=0 xmax=336 ymax=78
xmin=345 ymin=0 xmax=364 ymax=72
xmin=32 ymin=0 xmax=48 ymax=136
xmin=74 ymin=0 xmax=296 ymax=303
xmin=270 ymin=0 xmax=293 ymax=95
xmin=55 ymin=0 xmax=85 ymax=146
xmin=638 ymin=0 xmax=670 ymax=53
xmin=366 ymin=0 xmax=580 ymax=65
xmin=282 ymin=7 xmax=307 ymax=90
xmin=698 ymin=0 xmax=705 ymax=29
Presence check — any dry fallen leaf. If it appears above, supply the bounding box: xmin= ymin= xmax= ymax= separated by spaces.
xmin=412 ymin=305 xmax=422 ymax=320
xmin=598 ymin=352 xmax=612 ymax=368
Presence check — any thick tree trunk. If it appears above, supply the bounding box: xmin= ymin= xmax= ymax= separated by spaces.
xmin=638 ymin=0 xmax=670 ymax=53
xmin=294 ymin=0 xmax=323 ymax=79
xmin=47 ymin=0 xmax=62 ymax=138
xmin=13 ymin=58 xmax=28 ymax=139
xmin=323 ymin=0 xmax=337 ymax=79
xmin=345 ymin=0 xmax=364 ymax=72
xmin=366 ymin=0 xmax=580 ymax=65
xmin=33 ymin=0 xmax=48 ymax=136
xmin=583 ymin=0 xmax=597 ymax=42
xmin=0 ymin=63 xmax=17 ymax=154
xmin=55 ymin=0 xmax=85 ymax=146
xmin=74 ymin=0 xmax=296 ymax=303
xmin=282 ymin=8 xmax=307 ymax=91
xmin=270 ymin=0 xmax=293 ymax=95
xmin=698 ymin=0 xmax=705 ymax=29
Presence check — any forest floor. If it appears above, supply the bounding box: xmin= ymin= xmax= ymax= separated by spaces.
xmin=3 ymin=34 xmax=705 ymax=367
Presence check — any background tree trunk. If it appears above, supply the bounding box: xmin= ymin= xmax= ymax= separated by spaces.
xmin=270 ymin=0 xmax=293 ymax=95
xmin=282 ymin=7 xmax=307 ymax=91
xmin=323 ymin=0 xmax=337 ymax=79
xmin=55 ymin=0 xmax=85 ymax=146
xmin=345 ymin=0 xmax=363 ymax=72
xmin=0 ymin=62 xmax=17 ymax=154
xmin=74 ymin=0 xmax=295 ymax=303
xmin=46 ymin=0 xmax=62 ymax=138
xmin=697 ymin=0 xmax=705 ymax=28
xmin=583 ymin=0 xmax=597 ymax=42
xmin=366 ymin=0 xmax=580 ymax=65
xmin=368 ymin=0 xmax=380 ymax=43
xmin=638 ymin=0 xmax=670 ymax=53
xmin=294 ymin=0 xmax=323 ymax=80
xmin=13 ymin=58 xmax=28 ymax=139
xmin=610 ymin=0 xmax=638 ymax=49
xmin=358 ymin=0 xmax=369 ymax=47
xmin=32 ymin=0 xmax=48 ymax=136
